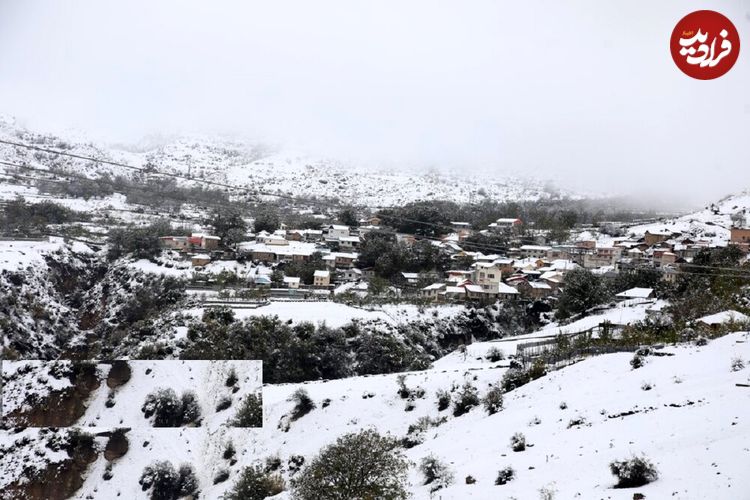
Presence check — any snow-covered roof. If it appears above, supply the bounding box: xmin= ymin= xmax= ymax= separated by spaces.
xmin=526 ymin=282 xmax=552 ymax=289
xmin=422 ymin=283 xmax=446 ymax=291
xmin=696 ymin=310 xmax=749 ymax=325
xmin=401 ymin=272 xmax=419 ymax=279
xmin=616 ymin=287 xmax=654 ymax=299
xmin=192 ymin=254 xmax=210 ymax=260
xmin=520 ymin=245 xmax=552 ymax=251
xmin=283 ymin=276 xmax=301 ymax=284
xmin=497 ymin=282 xmax=520 ymax=294
xmin=322 ymin=252 xmax=358 ymax=261
xmin=238 ymin=241 xmax=317 ymax=257
xmin=314 ymin=270 xmax=330 ymax=278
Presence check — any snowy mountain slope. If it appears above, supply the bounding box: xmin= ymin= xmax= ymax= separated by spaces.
xmin=79 ymin=360 xmax=261 ymax=429
xmin=432 ymin=299 xmax=663 ymax=370
xmin=621 ymin=191 xmax=750 ymax=247
xmin=0 ymin=426 xmax=261 ymax=500
xmin=253 ymin=331 xmax=750 ymax=499
xmin=0 ymin=238 xmax=98 ymax=359
xmin=3 ymin=329 xmax=749 ymax=498
xmin=0 ymin=116 xmax=572 ymax=207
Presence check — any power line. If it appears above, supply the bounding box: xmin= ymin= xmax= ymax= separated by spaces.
xmin=2 ymin=138 xmax=749 ymax=266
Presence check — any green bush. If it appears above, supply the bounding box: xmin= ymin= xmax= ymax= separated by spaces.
xmin=482 ymin=386 xmax=504 ymax=415
xmin=231 ymin=392 xmax=262 ymax=427
xmin=292 ymin=429 xmax=409 ymax=500
xmin=452 ymin=382 xmax=480 ymax=417
xmin=224 ymin=465 xmax=284 ymax=500
xmin=609 ymin=455 xmax=659 ymax=488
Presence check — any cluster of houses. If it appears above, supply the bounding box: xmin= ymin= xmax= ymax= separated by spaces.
xmin=159 ymin=233 xmax=222 ymax=267
xmin=157 ymin=213 xmax=750 ymax=300
xmin=413 ymin=222 xmax=750 ymax=302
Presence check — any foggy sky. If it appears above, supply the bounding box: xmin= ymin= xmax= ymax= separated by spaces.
xmin=0 ymin=0 xmax=748 ymax=207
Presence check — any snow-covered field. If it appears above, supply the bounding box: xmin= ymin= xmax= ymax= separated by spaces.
xmin=256 ymin=331 xmax=750 ymax=499
xmin=183 ymin=301 xmax=465 ymax=328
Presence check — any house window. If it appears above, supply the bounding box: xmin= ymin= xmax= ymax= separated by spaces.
xmin=488 ymin=274 xmax=495 ymax=278
xmin=479 ymin=272 xmax=485 ymax=278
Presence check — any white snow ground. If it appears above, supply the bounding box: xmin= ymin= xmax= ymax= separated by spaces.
xmin=256 ymin=331 xmax=750 ymax=500
xmin=1 ymin=361 xmax=261 ymax=429
xmin=183 ymin=301 xmax=465 ymax=328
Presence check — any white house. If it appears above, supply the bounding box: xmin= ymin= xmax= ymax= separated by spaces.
xmin=472 ymin=262 xmax=504 ymax=292
xmin=283 ymin=276 xmax=301 ymax=289
xmin=325 ymin=224 xmax=351 ymax=240
xmin=313 ymin=270 xmax=331 ymax=287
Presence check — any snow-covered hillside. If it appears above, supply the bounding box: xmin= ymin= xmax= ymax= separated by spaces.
xmin=0 ymin=115 xmax=571 ymax=207
xmin=624 ymin=191 xmax=750 ymax=246
xmin=2 ymin=361 xmax=261 ymax=429
xmin=255 ymin=331 xmax=750 ymax=499
xmin=5 ymin=328 xmax=747 ymax=499
xmin=576 ymin=191 xmax=750 ymax=248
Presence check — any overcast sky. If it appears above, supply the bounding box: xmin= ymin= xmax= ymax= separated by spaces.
xmin=0 ymin=1 xmax=748 ymax=207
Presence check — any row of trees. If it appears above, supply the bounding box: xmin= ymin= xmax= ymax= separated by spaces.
xmin=0 ymin=198 xmax=89 ymax=235
xmin=172 ymin=302 xmax=537 ymax=383
xmin=376 ymin=198 xmax=660 ymax=239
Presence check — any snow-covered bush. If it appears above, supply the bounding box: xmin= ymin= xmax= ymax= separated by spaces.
xmin=731 ymin=357 xmax=745 ymax=372
xmin=225 ymin=368 xmax=239 ymax=387
xmin=510 ymin=432 xmax=526 ymax=452
xmin=223 ymin=441 xmax=236 ymax=461
xmin=501 ymin=368 xmax=532 ymax=392
xmin=213 ymin=469 xmax=230 ymax=484
xmin=486 ymin=346 xmax=505 ymax=362
xmin=419 ymin=455 xmax=455 ymax=493
xmin=539 ymin=483 xmax=557 ymax=499
xmin=402 ymin=415 xmax=447 ymax=448
xmin=141 ymin=388 xmax=202 ymax=427
xmin=289 ymin=388 xmax=315 ymax=421
xmin=292 ymin=429 xmax=409 ymax=500
xmin=436 ymin=389 xmax=451 ymax=411
xmin=567 ymin=416 xmax=587 ymax=428
xmin=528 ymin=358 xmax=547 ymax=380
xmin=641 ymin=381 xmax=653 ymax=391
xmin=216 ymin=395 xmax=232 ymax=412
xmin=495 ymin=466 xmax=515 ymax=485
xmin=231 ymin=392 xmax=262 ymax=427
xmin=452 ymin=382 xmax=480 ymax=417
xmin=396 ymin=374 xmax=425 ymax=400
xmin=482 ymin=386 xmax=504 ymax=415
xmin=630 ymin=354 xmax=645 ymax=369
xmin=224 ymin=465 xmax=284 ymax=500
xmin=138 ymin=461 xmax=199 ymax=500
xmin=609 ymin=455 xmax=659 ymax=488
